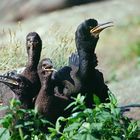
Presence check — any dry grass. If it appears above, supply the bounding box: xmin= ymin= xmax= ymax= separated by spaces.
xmin=0 ymin=16 xmax=140 ymax=75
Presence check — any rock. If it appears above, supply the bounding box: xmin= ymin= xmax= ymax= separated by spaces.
xmin=0 ymin=0 xmax=99 ymax=22
xmin=109 ymin=75 xmax=140 ymax=120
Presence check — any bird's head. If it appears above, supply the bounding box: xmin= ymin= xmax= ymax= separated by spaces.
xmin=26 ymin=32 xmax=42 ymax=59
xmin=0 ymin=74 xmax=33 ymax=99
xmin=38 ymin=58 xmax=57 ymax=82
xmin=76 ymin=19 xmax=113 ymax=40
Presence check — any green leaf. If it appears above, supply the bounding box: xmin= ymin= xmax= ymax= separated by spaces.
xmin=72 ymin=134 xmax=82 ymax=140
xmin=80 ymin=134 xmax=98 ymax=140
xmin=112 ymin=136 xmax=122 ymax=140
xmin=15 ymin=124 xmax=24 ymax=128
xmin=18 ymin=127 xmax=24 ymax=140
xmin=48 ymin=127 xmax=56 ymax=133
xmin=64 ymin=122 xmax=80 ymax=132
xmin=81 ymin=134 xmax=87 ymax=140
xmin=64 ymin=102 xmax=75 ymax=111
xmin=93 ymin=95 xmax=101 ymax=105
xmin=0 ymin=128 xmax=10 ymax=140
xmin=108 ymin=92 xmax=117 ymax=107
xmin=0 ymin=106 xmax=9 ymax=111
xmin=24 ymin=121 xmax=34 ymax=126
xmin=90 ymin=123 xmax=103 ymax=131
xmin=55 ymin=117 xmax=65 ymax=133
xmin=86 ymin=134 xmax=99 ymax=140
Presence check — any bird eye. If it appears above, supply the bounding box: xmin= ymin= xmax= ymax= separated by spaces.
xmin=89 ymin=26 xmax=92 ymax=29
xmin=33 ymin=39 xmax=39 ymax=43
xmin=27 ymin=38 xmax=30 ymax=41
xmin=27 ymin=46 xmax=30 ymax=50
xmin=16 ymin=92 xmax=21 ymax=96
xmin=47 ymin=66 xmax=52 ymax=69
xmin=16 ymin=78 xmax=23 ymax=87
xmin=19 ymin=82 xmax=24 ymax=88
xmin=42 ymin=64 xmax=46 ymax=67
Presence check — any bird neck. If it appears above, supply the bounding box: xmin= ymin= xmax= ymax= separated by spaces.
xmin=40 ymin=76 xmax=54 ymax=95
xmin=76 ymin=37 xmax=98 ymax=52
xmin=75 ymin=37 xmax=99 ymax=81
xmin=27 ymin=53 xmax=41 ymax=70
xmin=76 ymin=38 xmax=98 ymax=80
xmin=78 ymin=50 xmax=94 ymax=80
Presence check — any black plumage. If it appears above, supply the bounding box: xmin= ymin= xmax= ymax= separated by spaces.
xmin=21 ymin=32 xmax=42 ymax=98
xmin=0 ymin=32 xmax=42 ymax=109
xmin=54 ymin=19 xmax=113 ymax=108
xmin=75 ymin=19 xmax=113 ymax=107
xmin=0 ymin=19 xmax=113 ymax=120
xmin=35 ymin=58 xmax=70 ymax=124
xmin=0 ymin=75 xmax=34 ymax=109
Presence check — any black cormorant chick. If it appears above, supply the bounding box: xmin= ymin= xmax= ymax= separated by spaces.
xmin=54 ymin=19 xmax=113 ymax=108
xmin=0 ymin=32 xmax=42 ymax=109
xmin=0 ymin=75 xmax=34 ymax=109
xmin=21 ymin=32 xmax=42 ymax=98
xmin=35 ymin=58 xmax=71 ymax=124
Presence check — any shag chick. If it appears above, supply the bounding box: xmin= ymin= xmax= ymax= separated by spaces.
xmin=35 ymin=58 xmax=71 ymax=124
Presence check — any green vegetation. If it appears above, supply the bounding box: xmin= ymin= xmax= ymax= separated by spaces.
xmin=0 ymin=93 xmax=139 ymax=140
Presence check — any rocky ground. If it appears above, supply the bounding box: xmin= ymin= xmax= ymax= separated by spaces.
xmin=0 ymin=0 xmax=140 ymax=119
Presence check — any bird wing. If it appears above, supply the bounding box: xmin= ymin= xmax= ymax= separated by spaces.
xmin=2 ymin=67 xmax=25 ymax=77
xmin=68 ymin=52 xmax=79 ymax=73
xmin=69 ymin=52 xmax=98 ymax=70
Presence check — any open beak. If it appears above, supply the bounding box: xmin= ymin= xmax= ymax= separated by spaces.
xmin=90 ymin=21 xmax=114 ymax=36
xmin=0 ymin=75 xmax=19 ymax=86
xmin=42 ymin=67 xmax=57 ymax=72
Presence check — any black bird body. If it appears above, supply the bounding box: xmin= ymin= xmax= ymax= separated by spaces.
xmin=21 ymin=32 xmax=42 ymax=98
xmin=0 ymin=75 xmax=34 ymax=109
xmin=75 ymin=19 xmax=110 ymax=107
xmin=0 ymin=32 xmax=42 ymax=109
xmin=53 ymin=19 xmax=112 ymax=107
xmin=54 ymin=55 xmax=81 ymax=97
xmin=35 ymin=58 xmax=70 ymax=124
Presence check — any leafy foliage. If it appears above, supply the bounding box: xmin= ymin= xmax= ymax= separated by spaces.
xmin=0 ymin=93 xmax=140 ymax=140
xmin=0 ymin=99 xmax=54 ymax=140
